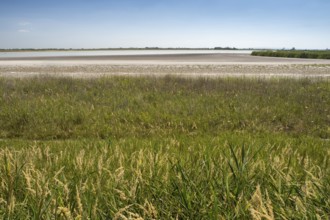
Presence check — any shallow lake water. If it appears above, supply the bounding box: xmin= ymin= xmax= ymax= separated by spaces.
xmin=0 ymin=50 xmax=252 ymax=58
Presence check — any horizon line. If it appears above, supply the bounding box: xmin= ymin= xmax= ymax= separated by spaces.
xmin=1 ymin=47 xmax=329 ymax=51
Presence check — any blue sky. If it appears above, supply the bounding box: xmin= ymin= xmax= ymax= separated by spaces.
xmin=0 ymin=0 xmax=329 ymax=49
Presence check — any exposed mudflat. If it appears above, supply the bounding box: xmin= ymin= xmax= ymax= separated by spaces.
xmin=0 ymin=53 xmax=330 ymax=78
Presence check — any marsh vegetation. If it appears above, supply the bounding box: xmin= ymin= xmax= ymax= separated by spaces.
xmin=0 ymin=76 xmax=329 ymax=219
xmin=252 ymin=50 xmax=330 ymax=59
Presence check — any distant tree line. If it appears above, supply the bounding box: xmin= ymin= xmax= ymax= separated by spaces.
xmin=214 ymin=47 xmax=238 ymax=50
xmin=0 ymin=47 xmax=214 ymax=52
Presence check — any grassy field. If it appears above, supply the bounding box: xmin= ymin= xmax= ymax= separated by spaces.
xmin=252 ymin=50 xmax=330 ymax=59
xmin=0 ymin=76 xmax=329 ymax=219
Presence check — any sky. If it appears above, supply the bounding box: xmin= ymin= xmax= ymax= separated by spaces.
xmin=0 ymin=0 xmax=329 ymax=49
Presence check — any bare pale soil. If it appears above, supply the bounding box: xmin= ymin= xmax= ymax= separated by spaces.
xmin=1 ymin=53 xmax=330 ymax=78
xmin=0 ymin=64 xmax=330 ymax=78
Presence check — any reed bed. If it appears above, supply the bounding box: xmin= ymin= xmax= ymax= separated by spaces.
xmin=252 ymin=50 xmax=330 ymax=59
xmin=0 ymin=76 xmax=329 ymax=219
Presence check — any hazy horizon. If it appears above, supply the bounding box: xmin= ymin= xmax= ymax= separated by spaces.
xmin=1 ymin=0 xmax=329 ymax=50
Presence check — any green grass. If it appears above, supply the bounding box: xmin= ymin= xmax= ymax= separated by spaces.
xmin=0 ymin=76 xmax=330 ymax=219
xmin=252 ymin=50 xmax=330 ymax=59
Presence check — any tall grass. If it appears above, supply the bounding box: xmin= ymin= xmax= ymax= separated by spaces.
xmin=1 ymin=137 xmax=330 ymax=219
xmin=252 ymin=50 xmax=330 ymax=59
xmin=0 ymin=76 xmax=329 ymax=219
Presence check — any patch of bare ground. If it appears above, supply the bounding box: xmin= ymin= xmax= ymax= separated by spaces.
xmin=0 ymin=64 xmax=330 ymax=78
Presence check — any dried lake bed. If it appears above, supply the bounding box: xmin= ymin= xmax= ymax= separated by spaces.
xmin=1 ymin=52 xmax=330 ymax=78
